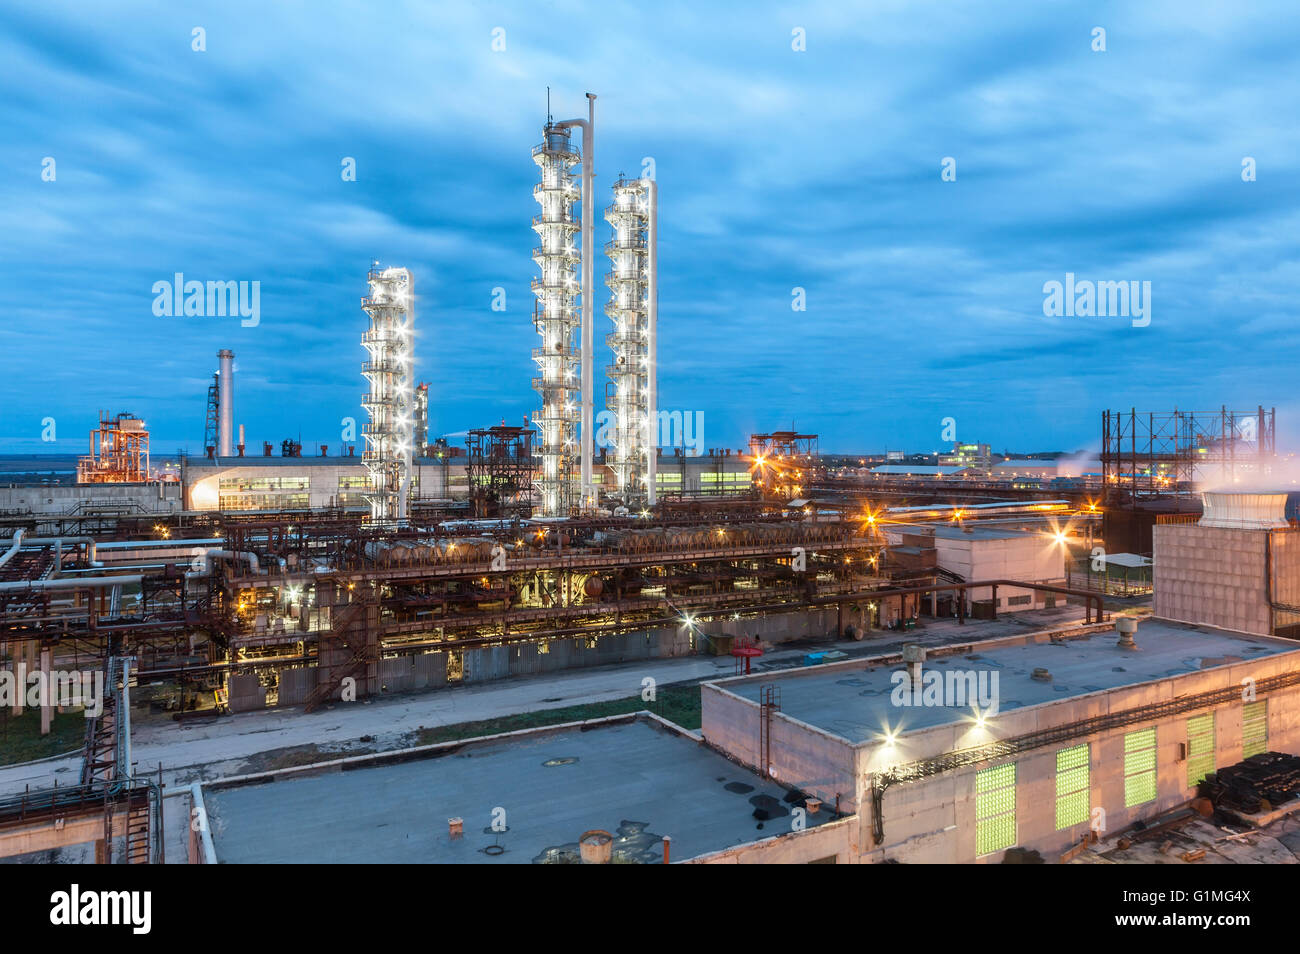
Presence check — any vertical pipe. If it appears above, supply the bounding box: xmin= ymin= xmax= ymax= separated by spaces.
xmin=580 ymin=93 xmax=596 ymax=509
xmin=217 ymin=349 xmax=234 ymax=458
xmin=645 ymin=177 xmax=658 ymax=507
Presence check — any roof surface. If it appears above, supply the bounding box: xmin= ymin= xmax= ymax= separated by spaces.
xmin=720 ymin=620 xmax=1295 ymax=744
xmin=203 ymin=716 xmax=830 ymax=863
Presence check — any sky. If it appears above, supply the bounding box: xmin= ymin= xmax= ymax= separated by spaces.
xmin=1 ymin=0 xmax=1298 ymax=457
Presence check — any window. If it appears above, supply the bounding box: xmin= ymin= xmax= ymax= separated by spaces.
xmin=1187 ymin=713 xmax=1215 ymax=788
xmin=1007 ymin=595 xmax=1032 ymax=607
xmin=975 ymin=763 xmax=1016 ymax=856
xmin=1243 ymin=701 xmax=1267 ymax=759
xmin=1124 ymin=728 xmax=1158 ymax=808
xmin=1055 ymin=744 xmax=1090 ymax=830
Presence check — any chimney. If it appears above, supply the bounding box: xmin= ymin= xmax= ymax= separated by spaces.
xmin=237 ymin=423 xmax=245 ymax=457
xmin=217 ymin=349 xmax=234 ymax=457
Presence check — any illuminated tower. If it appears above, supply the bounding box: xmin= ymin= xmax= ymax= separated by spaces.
xmin=531 ymin=108 xmax=589 ymax=516
xmin=360 ymin=263 xmax=414 ymax=523
xmin=604 ymin=177 xmax=657 ymax=507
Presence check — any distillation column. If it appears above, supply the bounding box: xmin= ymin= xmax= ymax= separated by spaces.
xmin=604 ymin=177 xmax=657 ymax=507
xmin=360 ymin=264 xmax=414 ymax=523
xmin=531 ymin=119 xmax=584 ymax=516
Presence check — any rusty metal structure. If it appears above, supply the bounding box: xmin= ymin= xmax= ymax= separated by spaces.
xmin=747 ymin=431 xmax=821 ymax=499
xmin=77 ymin=412 xmax=150 ymax=483
xmin=1101 ymin=407 xmax=1276 ymax=501
xmin=465 ymin=425 xmax=534 ymax=518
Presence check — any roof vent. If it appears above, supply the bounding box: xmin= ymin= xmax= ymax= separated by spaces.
xmin=579 ymin=829 xmax=613 ymax=864
xmin=1116 ymin=617 xmax=1138 ymax=650
xmin=1031 ymin=668 xmax=1052 ymax=682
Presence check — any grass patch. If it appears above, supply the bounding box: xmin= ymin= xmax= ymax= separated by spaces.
xmin=412 ymin=681 xmax=702 ymax=747
xmin=0 ymin=709 xmax=86 ymax=766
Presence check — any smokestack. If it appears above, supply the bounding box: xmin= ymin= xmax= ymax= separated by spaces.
xmin=237 ymin=423 xmax=245 ymax=457
xmin=217 ymin=349 xmax=234 ymax=458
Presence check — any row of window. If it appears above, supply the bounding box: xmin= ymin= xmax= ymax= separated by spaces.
xmin=975 ymin=702 xmax=1268 ymax=856
xmin=218 ymin=476 xmax=310 ymax=492
xmin=218 ymin=493 xmax=309 ymax=511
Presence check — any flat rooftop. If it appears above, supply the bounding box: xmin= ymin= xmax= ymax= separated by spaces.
xmin=722 ymin=620 xmax=1297 ymax=743
xmin=202 ymin=716 xmax=830 ymax=863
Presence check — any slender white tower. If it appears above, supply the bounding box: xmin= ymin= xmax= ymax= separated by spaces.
xmin=360 ymin=264 xmax=414 ymax=523
xmin=532 ymin=98 xmax=595 ymax=517
xmin=604 ymin=177 xmax=657 ymax=507
xmin=217 ymin=349 xmax=234 ymax=458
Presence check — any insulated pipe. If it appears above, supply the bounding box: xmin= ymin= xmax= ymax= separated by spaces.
xmin=557 ymin=95 xmax=596 ymax=509
xmin=185 ymin=548 xmax=261 ymax=578
xmin=0 ymin=574 xmax=143 ymax=592
xmin=0 ymin=529 xmax=25 ymax=568
xmin=398 ymin=271 xmax=414 ymax=524
xmin=218 ymin=349 xmax=234 ymax=458
xmin=24 ymin=535 xmax=97 ymax=567
xmin=581 ymin=93 xmax=595 ymax=511
xmin=645 ymin=176 xmax=658 ymax=507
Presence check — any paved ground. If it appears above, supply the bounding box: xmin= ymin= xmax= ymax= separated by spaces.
xmin=0 ymin=604 xmax=1113 ymax=801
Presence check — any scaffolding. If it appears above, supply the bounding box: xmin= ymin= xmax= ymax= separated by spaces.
xmin=360 ymin=263 xmax=415 ymax=524
xmin=604 ymin=176 xmax=657 ymax=508
xmin=531 ymin=123 xmax=583 ymax=516
xmin=466 ymin=425 xmax=535 ymax=518
xmin=77 ymin=412 xmax=150 ymax=483
xmin=1100 ymin=407 xmax=1276 ymax=502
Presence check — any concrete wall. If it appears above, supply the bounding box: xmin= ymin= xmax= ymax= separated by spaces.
xmin=685 ymin=815 xmax=860 ymax=864
xmin=1154 ymin=525 xmax=1272 ymax=635
xmin=0 ymin=481 xmax=182 ymax=516
xmin=701 ymin=682 xmax=860 ymax=813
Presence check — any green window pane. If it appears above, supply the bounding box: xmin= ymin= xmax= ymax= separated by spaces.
xmin=1124 ymin=728 xmax=1157 ymax=808
xmin=1055 ymin=744 xmax=1090 ymax=830
xmin=1243 ymin=701 xmax=1267 ymax=759
xmin=975 ymin=763 xmax=1016 ymax=856
xmin=1187 ymin=713 xmax=1215 ymax=789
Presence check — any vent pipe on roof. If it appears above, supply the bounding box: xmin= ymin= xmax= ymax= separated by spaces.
xmin=579 ymin=829 xmax=613 ymax=864
xmin=1116 ymin=617 xmax=1138 ymax=650
xmin=902 ymin=643 xmax=926 ymax=688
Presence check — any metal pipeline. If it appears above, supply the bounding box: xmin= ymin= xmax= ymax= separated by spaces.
xmin=0 ymin=529 xmax=25 ymax=568
xmin=0 ymin=574 xmax=143 ymax=592
xmin=185 ymin=548 xmax=261 ymax=578
xmin=24 ymin=535 xmax=98 ymax=570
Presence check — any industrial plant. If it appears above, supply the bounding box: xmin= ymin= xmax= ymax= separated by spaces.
xmin=3 ymin=93 xmax=1300 ymax=877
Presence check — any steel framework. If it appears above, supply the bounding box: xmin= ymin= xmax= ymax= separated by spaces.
xmin=466 ymin=425 xmax=535 ymax=517
xmin=1101 ymin=407 xmax=1276 ymax=503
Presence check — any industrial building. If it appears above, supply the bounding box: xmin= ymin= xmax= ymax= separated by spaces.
xmin=3 ymin=89 xmax=1297 ymax=870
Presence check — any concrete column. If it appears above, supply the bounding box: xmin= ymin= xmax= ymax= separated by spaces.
xmin=40 ymin=647 xmax=51 ymax=736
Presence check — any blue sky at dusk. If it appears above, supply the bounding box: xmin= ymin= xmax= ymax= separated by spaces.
xmin=1 ymin=0 xmax=1297 ymax=455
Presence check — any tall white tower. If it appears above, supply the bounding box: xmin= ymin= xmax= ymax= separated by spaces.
xmin=604 ymin=177 xmax=657 ymax=507
xmin=360 ymin=263 xmax=414 ymax=523
xmin=531 ymin=117 xmax=585 ymax=516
